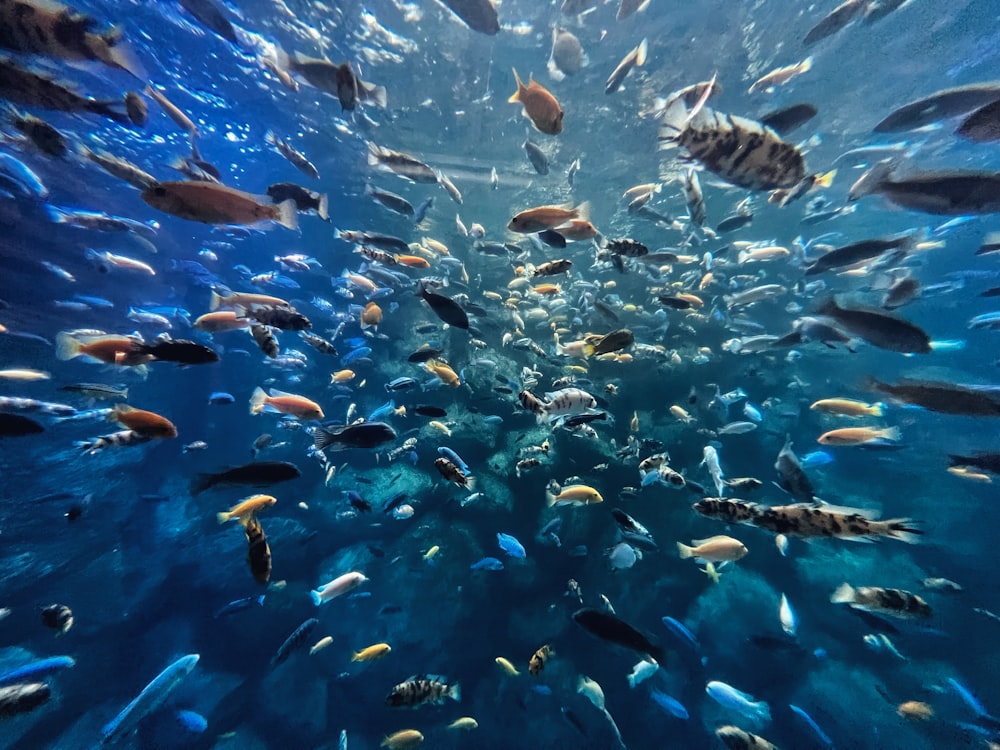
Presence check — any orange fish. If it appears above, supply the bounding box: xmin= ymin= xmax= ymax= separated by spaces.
xmin=395 ymin=254 xmax=430 ymax=268
xmin=817 ymin=426 xmax=900 ymax=446
xmin=55 ymin=332 xmax=152 ymax=366
xmin=331 ymin=369 xmax=356 ymax=383
xmin=249 ymin=387 xmax=324 ymax=419
xmin=110 ymin=404 xmax=178 ymax=438
xmin=193 ymin=311 xmax=250 ymax=332
xmin=556 ymin=219 xmax=598 ymax=241
xmin=532 ymin=284 xmax=562 ymax=295
xmin=509 ymin=68 xmax=564 ymax=135
xmin=361 ymin=301 xmax=383 ymax=329
xmin=217 ymin=494 xmax=277 ymax=525
xmin=425 ymin=359 xmax=461 ymax=387
xmin=508 ymin=201 xmax=588 ymax=233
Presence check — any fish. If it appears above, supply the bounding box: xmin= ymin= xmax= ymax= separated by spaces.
xmin=806 ymin=232 xmax=919 ymax=275
xmin=179 ymin=0 xmax=237 ymax=43
xmin=548 ymin=27 xmax=587 ymax=81
xmin=0 ymin=57 xmax=131 ymax=124
xmin=0 ymin=682 xmax=50 ymax=719
xmin=497 ymin=532 xmax=526 ymax=558
xmin=957 ymin=98 xmax=1000 ymax=143
xmin=0 ymin=656 xmax=75 ymax=687
xmin=313 ymin=421 xmax=397 ymax=451
xmin=815 ymin=298 xmax=931 ymax=353
xmin=367 ymin=143 xmax=437 ymax=183
xmin=695 ymin=497 xmax=921 ymax=543
xmin=817 ymin=426 xmax=901 ymax=446
xmin=244 ymin=516 xmax=272 ymax=584
xmin=447 ymin=717 xmax=478 ymax=731
xmin=774 ymin=436 xmax=815 ymax=502
xmin=439 ymin=0 xmax=499 ymax=35
xmin=0 ymin=0 xmax=145 ymax=79
xmin=706 ymin=681 xmax=771 ymax=726
xmin=217 ymin=494 xmax=276 ymax=525
xmin=849 ymin=160 xmax=1000 ymax=215
xmin=677 ymin=535 xmax=748 ymax=563
xmin=190 ymin=461 xmax=301 ymax=495
xmin=866 ymin=377 xmax=1000 ymax=416
xmin=352 ymin=643 xmax=391 ymax=662
xmin=509 ymin=202 xmax=588 ymax=233
xmin=143 ymin=181 xmax=298 ymax=230
xmin=250 ymin=388 xmax=324 ymax=420
xmin=386 ymin=675 xmax=460 ymax=707
xmin=660 ymin=95 xmax=806 ymax=190
xmin=748 ymin=57 xmax=813 ymax=94
xmin=605 ymin=39 xmax=648 ymax=95
xmin=277 ymin=53 xmax=386 ymax=110
xmin=213 ymin=594 xmax=265 ymax=618
xmin=571 ymin=607 xmax=667 ymax=665
xmin=760 ymin=103 xmax=818 ymax=134
xmin=715 ymin=725 xmax=780 ymax=750
xmin=417 ymin=285 xmax=469 ymax=329
xmin=381 ymin=729 xmax=424 ymax=749
xmin=873 ymin=82 xmax=1000 ymax=132
xmin=265 ymin=131 xmax=319 ymax=180
xmin=101 ymin=655 xmax=200 ymax=744
xmin=509 ymin=69 xmax=564 ymax=135
xmin=831 ymin=583 xmax=932 ymax=619
xmin=366 ymin=184 xmax=414 ymax=217
xmin=267 ymin=183 xmax=330 ymax=221
xmin=272 ymin=618 xmax=319 ymax=667
xmin=617 ymin=0 xmax=649 ymax=20
xmin=523 ymin=140 xmax=549 ymax=175
xmin=529 ymin=644 xmax=553 ymax=675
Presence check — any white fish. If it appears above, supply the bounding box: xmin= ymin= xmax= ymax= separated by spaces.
xmin=705 ymin=680 xmax=771 ymax=727
xmin=701 ymin=445 xmax=725 ymax=495
xmin=775 ymin=534 xmax=789 ymax=557
xmin=718 ymin=421 xmax=757 ymax=435
xmin=779 ymin=593 xmax=797 ymax=636
xmin=627 ymin=659 xmax=659 ymax=688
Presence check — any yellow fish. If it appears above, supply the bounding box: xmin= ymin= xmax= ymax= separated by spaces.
xmin=352 ymin=643 xmax=391 ymax=662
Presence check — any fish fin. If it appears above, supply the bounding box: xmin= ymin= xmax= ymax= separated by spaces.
xmin=216 ymin=512 xmax=231 ymax=524
xmin=209 ymin=290 xmax=225 ymax=311
xmin=881 ymin=425 xmax=902 ymax=441
xmin=676 ymin=542 xmax=693 ymax=559
xmin=310 ymin=590 xmax=323 ymax=606
xmin=830 ymin=582 xmax=855 ymax=604
xmin=800 ymin=56 xmax=813 ymax=73
xmin=190 ymin=473 xmax=214 ymax=496
xmin=449 ymin=682 xmax=462 ymax=702
xmin=264 ymin=130 xmax=278 ymax=147
xmin=574 ymin=200 xmax=591 ymax=222
xmin=249 ymin=387 xmax=268 ymax=415
xmin=55 ymin=331 xmax=82 ymax=360
xmin=366 ymin=84 xmax=388 ymax=109
xmin=686 ymin=71 xmax=717 ymax=124
xmin=886 ymin=519 xmax=922 ymax=543
xmin=315 ymin=192 xmax=330 ymax=222
xmin=635 ymin=38 xmax=649 ymax=67
xmin=464 ymin=476 xmax=477 ymax=493
xmin=273 ymin=199 xmax=299 ymax=231
xmin=105 ymin=35 xmax=147 ymax=81
xmin=546 ymin=58 xmax=566 ymax=83
xmin=814 ymin=169 xmax=837 ymax=188
xmin=313 ymin=426 xmax=338 ymax=451
xmin=509 ymin=68 xmax=524 ymax=102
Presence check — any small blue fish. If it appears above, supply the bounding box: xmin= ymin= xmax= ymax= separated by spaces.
xmin=661 ymin=617 xmax=701 ymax=654
xmin=531 ymin=685 xmax=553 ymax=696
xmin=641 ymin=470 xmax=660 ymax=487
xmin=470 ymin=557 xmax=504 ymax=571
xmin=800 ymin=450 xmax=834 ymax=468
xmin=368 ymin=287 xmax=394 ymax=300
xmin=789 ymin=704 xmax=833 ymax=747
xmin=650 ymin=689 xmax=689 ymax=720
xmin=341 ymin=347 xmax=372 ymax=364
xmin=413 ymin=196 xmax=434 ymax=224
xmin=213 ymin=594 xmax=265 ymax=618
xmin=0 ymin=152 xmax=47 ymax=197
xmin=438 ymin=447 xmax=470 ymax=474
xmin=0 ymin=656 xmax=75 ymax=687
xmin=497 ymin=532 xmax=526 ymax=559
xmin=73 ymin=294 xmax=115 ymax=309
xmin=175 ymin=709 xmax=207 ymax=733
xmin=483 ymin=415 xmax=503 ymax=425
xmin=208 ymin=392 xmax=235 ymax=405
xmin=367 ymin=400 xmax=396 ymax=421
xmin=342 ymin=337 xmax=367 ymax=348
xmin=948 ymin=677 xmax=997 ymax=721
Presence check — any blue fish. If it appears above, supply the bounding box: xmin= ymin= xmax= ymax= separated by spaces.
xmin=367 ymin=399 xmax=396 ymax=421
xmin=414 ymin=196 xmax=434 ymax=224
xmin=208 ymin=392 xmax=235 ymax=405
xmin=641 ymin=470 xmax=660 ymax=487
xmin=72 ymin=294 xmax=115 ymax=309
xmin=497 ymin=532 xmax=526 ymax=559
xmin=175 ymin=709 xmax=208 ymax=733
xmin=789 ymin=704 xmax=834 ymax=747
xmin=800 ymin=450 xmax=834 ymax=468
xmin=0 ymin=153 xmax=46 ymax=197
xmin=661 ymin=617 xmax=701 ymax=654
xmin=948 ymin=677 xmax=1000 ymax=722
xmin=483 ymin=415 xmax=503 ymax=425
xmin=342 ymin=337 xmax=367 ymax=348
xmin=470 ymin=557 xmax=504 ymax=571
xmin=341 ymin=347 xmax=372 ymax=364
xmin=650 ymin=689 xmax=689 ymax=720
xmin=368 ymin=287 xmax=395 ymax=300
xmin=438 ymin=447 xmax=470 ymax=474
xmin=531 ymin=685 xmax=553 ymax=696
xmin=213 ymin=594 xmax=265 ymax=618
xmin=0 ymin=655 xmax=75 ymax=686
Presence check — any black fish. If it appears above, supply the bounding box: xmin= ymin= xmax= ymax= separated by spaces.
xmin=245 ymin=517 xmax=271 ymax=584
xmin=611 ymin=508 xmax=657 ymax=549
xmin=243 ymin=305 xmax=311 ymax=331
xmin=134 ymin=339 xmax=220 ymax=365
xmin=606 ymin=238 xmax=648 ymax=257
xmin=774 ymin=436 xmax=815 ymax=502
xmin=0 ymin=413 xmax=43 ymax=437
xmin=179 ymin=0 xmax=237 ymax=43
xmin=439 ymin=0 xmax=500 ymax=35
xmin=949 ymin=452 xmax=1000 ymax=475
xmin=313 ymin=421 xmax=397 ymax=450
xmin=271 ymin=617 xmax=319 ymax=667
xmin=802 ymin=0 xmax=867 ymax=45
xmin=417 ymin=285 xmax=469 ymax=330
xmin=0 ymin=682 xmax=50 ymax=719
xmin=523 ymin=140 xmax=549 ymax=174
xmin=760 ymin=103 xmax=818 ymax=134
xmin=805 ymin=233 xmax=917 ymax=275
xmin=561 ymin=412 xmax=608 ymax=427
xmin=538 ymin=229 xmax=567 ymax=248
xmin=873 ymin=83 xmax=1000 ymax=133
xmin=267 ymin=182 xmax=330 ymax=221
xmin=571 ymin=607 xmax=667 ymax=666
xmin=382 ymin=492 xmax=408 ymax=514
xmin=716 ymin=213 xmax=753 ymax=233
xmin=868 ymin=377 xmax=1000 ymax=417
xmin=41 ymin=604 xmax=73 ymax=633
xmin=658 ymin=295 xmax=692 ymax=310
xmin=411 ymin=405 xmax=447 ymax=417
xmin=816 ymin=298 xmax=931 ymax=354
xmin=191 ymin=461 xmax=301 ymax=495
xmin=956 ymin=98 xmax=1000 ymax=143
xmin=980 ymin=287 xmax=1000 ymax=298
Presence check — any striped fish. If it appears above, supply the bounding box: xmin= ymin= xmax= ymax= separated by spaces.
xmin=660 ymin=95 xmax=805 ymax=191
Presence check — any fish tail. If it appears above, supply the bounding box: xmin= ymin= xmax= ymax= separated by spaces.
xmin=508 ymin=68 xmax=523 ymax=102
xmin=870 ymin=402 xmax=886 ymax=417
xmin=880 ymin=425 xmax=902 ymax=442
xmin=190 ymin=473 xmax=215 ymax=496
xmin=830 ymin=582 xmax=856 ymax=604
xmin=800 ymin=56 xmax=814 ymax=73
xmin=216 ymin=512 xmax=231 ymax=524
xmin=449 ymin=682 xmax=462 ymax=702
xmin=313 ymin=426 xmax=338 ymax=451
xmin=676 ymin=542 xmax=694 ymax=559
xmin=369 ymin=85 xmax=388 ymax=109
xmin=315 ymin=192 xmax=330 ymax=222
xmin=310 ymin=590 xmax=323 ymax=606
xmin=106 ymin=34 xmax=147 ymax=80
xmin=754 ymin=700 xmax=772 ymax=725
xmin=264 ymin=130 xmax=277 ymax=147
xmin=635 ymin=38 xmax=649 ymax=67
xmin=55 ymin=331 xmax=82 ymax=361
xmin=574 ymin=200 xmax=591 ymax=222
xmin=814 ymin=169 xmax=836 ymax=188
xmin=249 ymin=387 xmax=268 ymax=415
xmin=274 ymin=47 xmax=294 ymax=73
xmin=886 ymin=519 xmax=923 ymax=543
xmin=350 ymin=651 xmax=362 ymax=662
xmin=464 ymin=476 xmax=477 ymax=493
xmin=209 ymin=290 xmax=226 ymax=311
xmin=273 ymin=199 xmax=299 ymax=231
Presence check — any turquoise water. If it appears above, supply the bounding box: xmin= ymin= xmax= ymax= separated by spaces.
xmin=1 ymin=0 xmax=1000 ymax=747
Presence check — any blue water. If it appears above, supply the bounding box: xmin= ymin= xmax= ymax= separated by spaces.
xmin=2 ymin=0 xmax=1000 ymax=747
